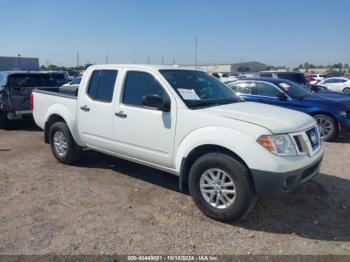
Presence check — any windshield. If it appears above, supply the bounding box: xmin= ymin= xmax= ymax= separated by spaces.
xmin=159 ymin=70 xmax=241 ymax=109
xmin=277 ymin=80 xmax=311 ymax=99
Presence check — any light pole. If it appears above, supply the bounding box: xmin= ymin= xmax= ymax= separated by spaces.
xmin=195 ymin=34 xmax=198 ymax=69
xmin=76 ymin=52 xmax=80 ymax=67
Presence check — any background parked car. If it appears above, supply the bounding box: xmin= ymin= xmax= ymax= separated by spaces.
xmin=307 ymin=75 xmax=315 ymax=83
xmin=59 ymin=76 xmax=81 ymax=95
xmin=0 ymin=71 xmax=58 ymax=129
xmin=227 ymin=77 xmax=350 ymax=141
xmin=48 ymin=72 xmax=70 ymax=86
xmin=62 ymin=76 xmax=81 ymax=88
xmin=311 ymin=74 xmax=326 ymax=82
xmin=317 ymin=77 xmax=350 ymax=95
xmin=258 ymin=71 xmax=308 ymax=87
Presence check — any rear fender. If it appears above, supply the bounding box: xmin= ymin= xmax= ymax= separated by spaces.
xmin=44 ymin=104 xmax=84 ymax=146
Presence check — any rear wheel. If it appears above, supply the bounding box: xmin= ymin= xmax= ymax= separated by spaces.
xmin=0 ymin=112 xmax=9 ymax=130
xmin=343 ymin=87 xmax=350 ymax=95
xmin=313 ymin=114 xmax=336 ymax=141
xmin=49 ymin=122 xmax=82 ymax=164
xmin=188 ymin=153 xmax=256 ymax=222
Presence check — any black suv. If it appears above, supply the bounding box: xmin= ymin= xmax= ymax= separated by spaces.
xmin=0 ymin=71 xmax=58 ymax=128
xmin=258 ymin=71 xmax=308 ymax=87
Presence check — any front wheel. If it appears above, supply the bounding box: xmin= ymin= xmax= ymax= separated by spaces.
xmin=188 ymin=153 xmax=256 ymax=222
xmin=313 ymin=114 xmax=336 ymax=141
xmin=49 ymin=122 xmax=82 ymax=164
xmin=343 ymin=87 xmax=350 ymax=95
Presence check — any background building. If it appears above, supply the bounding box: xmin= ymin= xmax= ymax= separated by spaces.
xmin=181 ymin=61 xmax=266 ymax=73
xmin=0 ymin=56 xmax=39 ymax=71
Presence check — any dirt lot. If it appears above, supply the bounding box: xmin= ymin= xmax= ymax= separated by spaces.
xmin=0 ymin=121 xmax=349 ymax=255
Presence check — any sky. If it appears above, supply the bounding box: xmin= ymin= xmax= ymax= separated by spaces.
xmin=0 ymin=0 xmax=349 ymax=67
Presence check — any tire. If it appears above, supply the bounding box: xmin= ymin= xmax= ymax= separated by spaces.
xmin=0 ymin=112 xmax=9 ymax=130
xmin=49 ymin=122 xmax=82 ymax=164
xmin=188 ymin=153 xmax=256 ymax=222
xmin=313 ymin=114 xmax=336 ymax=141
xmin=343 ymin=87 xmax=350 ymax=95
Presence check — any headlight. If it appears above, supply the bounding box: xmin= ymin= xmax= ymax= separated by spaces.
xmin=257 ymin=134 xmax=297 ymax=156
xmin=338 ymin=111 xmax=347 ymax=118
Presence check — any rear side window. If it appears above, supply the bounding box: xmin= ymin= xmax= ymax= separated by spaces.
xmin=335 ymin=79 xmax=347 ymax=83
xmin=123 ymin=71 xmax=168 ymax=107
xmin=324 ymin=79 xmax=334 ymax=84
xmin=255 ymin=82 xmax=280 ymax=97
xmin=229 ymin=82 xmax=254 ymax=94
xmin=87 ymin=70 xmax=118 ymax=102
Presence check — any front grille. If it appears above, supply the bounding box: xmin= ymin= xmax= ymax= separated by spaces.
xmin=291 ymin=126 xmax=321 ymax=156
xmin=305 ymin=127 xmax=320 ymax=150
xmin=293 ymin=135 xmax=308 ymax=154
xmin=293 ymin=135 xmax=302 ymax=152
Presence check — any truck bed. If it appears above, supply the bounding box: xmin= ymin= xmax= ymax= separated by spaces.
xmin=32 ymin=87 xmax=78 ymax=130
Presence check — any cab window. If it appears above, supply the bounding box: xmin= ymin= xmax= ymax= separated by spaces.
xmin=123 ymin=71 xmax=168 ymax=108
xmin=87 ymin=70 xmax=118 ymax=102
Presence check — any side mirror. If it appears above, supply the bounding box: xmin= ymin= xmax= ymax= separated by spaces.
xmin=142 ymin=94 xmax=170 ymax=112
xmin=276 ymin=92 xmax=288 ymax=101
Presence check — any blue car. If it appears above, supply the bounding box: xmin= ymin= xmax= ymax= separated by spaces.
xmin=227 ymin=77 xmax=350 ymax=141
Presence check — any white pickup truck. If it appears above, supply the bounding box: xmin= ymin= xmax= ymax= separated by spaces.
xmin=32 ymin=64 xmax=324 ymax=222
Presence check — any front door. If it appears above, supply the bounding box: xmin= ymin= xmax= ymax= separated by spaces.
xmin=114 ymin=70 xmax=176 ymax=167
xmin=77 ymin=70 xmax=118 ymax=150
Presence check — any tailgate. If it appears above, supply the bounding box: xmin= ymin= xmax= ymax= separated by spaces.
xmin=7 ymin=73 xmax=58 ymax=111
xmin=9 ymin=86 xmax=57 ymax=111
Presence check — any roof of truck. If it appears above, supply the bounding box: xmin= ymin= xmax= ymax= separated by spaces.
xmin=87 ymin=64 xmax=194 ymax=71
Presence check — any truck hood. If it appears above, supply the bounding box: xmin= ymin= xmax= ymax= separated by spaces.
xmin=201 ymin=102 xmax=314 ymax=134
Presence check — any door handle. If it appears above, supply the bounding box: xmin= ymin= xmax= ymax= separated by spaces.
xmin=80 ymin=105 xmax=90 ymax=112
xmin=115 ymin=111 xmax=127 ymax=118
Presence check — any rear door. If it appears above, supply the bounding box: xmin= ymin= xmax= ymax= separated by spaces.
xmin=77 ymin=70 xmax=118 ymax=150
xmin=332 ymin=78 xmax=348 ymax=91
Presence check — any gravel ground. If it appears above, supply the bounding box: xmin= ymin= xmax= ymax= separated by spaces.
xmin=0 ymin=121 xmax=349 ymax=255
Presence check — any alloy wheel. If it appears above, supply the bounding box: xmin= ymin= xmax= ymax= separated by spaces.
xmin=314 ymin=115 xmax=334 ymax=139
xmin=199 ymin=168 xmax=236 ymax=209
xmin=53 ymin=131 xmax=68 ymax=157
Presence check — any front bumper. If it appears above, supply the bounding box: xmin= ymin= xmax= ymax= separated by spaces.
xmin=251 ymin=154 xmax=323 ymax=197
